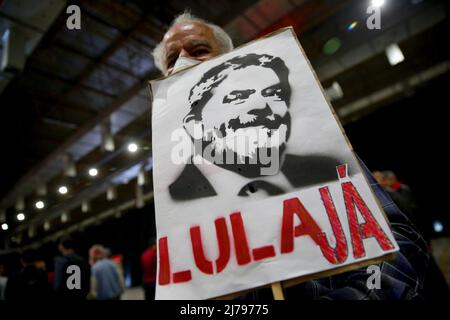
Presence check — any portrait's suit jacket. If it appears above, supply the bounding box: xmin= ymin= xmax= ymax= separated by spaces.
xmin=169 ymin=154 xmax=347 ymax=201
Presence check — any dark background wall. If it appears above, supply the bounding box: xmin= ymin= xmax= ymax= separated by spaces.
xmin=344 ymin=72 xmax=450 ymax=240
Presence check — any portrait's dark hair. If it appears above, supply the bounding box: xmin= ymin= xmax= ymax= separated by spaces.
xmin=184 ymin=53 xmax=291 ymax=123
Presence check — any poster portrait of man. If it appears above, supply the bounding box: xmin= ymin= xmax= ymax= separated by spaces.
xmin=150 ymin=29 xmax=396 ymax=300
xmin=168 ymin=52 xmax=351 ymax=201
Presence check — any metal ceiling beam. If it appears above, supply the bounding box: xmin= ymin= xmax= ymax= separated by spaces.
xmin=1 ymin=190 xmax=154 ymax=253
xmin=314 ymin=3 xmax=447 ymax=82
xmin=11 ymin=149 xmax=151 ymax=235
xmin=50 ymin=41 xmax=141 ymax=79
xmin=81 ymin=0 xmax=143 ymax=31
xmin=255 ymin=0 xmax=353 ymax=39
xmin=0 ymin=11 xmax=47 ymax=34
xmin=4 ymin=105 xmax=152 ymax=243
xmin=60 ymin=7 xmax=150 ymax=98
xmin=27 ymin=90 xmax=98 ymax=117
xmin=338 ymin=60 xmax=450 ymax=124
xmin=28 ymin=65 xmax=118 ymax=99
xmin=0 ymin=0 xmax=163 ymax=209
xmin=0 ymin=0 xmax=68 ymax=95
xmin=81 ymin=0 xmax=166 ymax=40
xmin=0 ymin=67 xmax=156 ymax=209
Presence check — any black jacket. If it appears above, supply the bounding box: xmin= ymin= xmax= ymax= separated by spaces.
xmin=54 ymin=253 xmax=90 ymax=300
xmin=169 ymin=154 xmax=347 ymax=201
xmin=5 ymin=265 xmax=51 ymax=300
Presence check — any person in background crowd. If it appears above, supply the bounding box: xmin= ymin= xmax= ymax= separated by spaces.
xmin=34 ymin=251 xmax=56 ymax=299
xmin=373 ymin=170 xmax=417 ymax=221
xmin=5 ymin=249 xmax=51 ymax=300
xmin=141 ymin=240 xmax=157 ymax=300
xmin=105 ymin=247 xmax=112 ymax=258
xmin=0 ymin=263 xmax=7 ymax=300
xmin=54 ymin=237 xmax=90 ymax=300
xmin=89 ymin=244 xmax=124 ymax=300
xmin=110 ymin=253 xmax=126 ymax=292
xmin=150 ymin=11 xmax=448 ymax=300
xmin=35 ymin=257 xmax=46 ymax=272
xmin=104 ymin=246 xmax=125 ymax=285
xmin=47 ymin=269 xmax=55 ymax=290
xmin=373 ymin=170 xmax=435 ymax=242
xmin=104 ymin=246 xmax=126 ymax=289
xmin=373 ymin=170 xmax=450 ymax=299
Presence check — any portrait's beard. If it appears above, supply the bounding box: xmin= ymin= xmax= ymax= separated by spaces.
xmin=201 ymin=107 xmax=291 ymax=178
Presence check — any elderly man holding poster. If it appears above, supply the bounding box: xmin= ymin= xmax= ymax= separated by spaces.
xmin=150 ymin=12 xmax=429 ymax=300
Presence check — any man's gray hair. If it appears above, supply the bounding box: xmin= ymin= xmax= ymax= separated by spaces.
xmin=152 ymin=12 xmax=234 ymax=74
xmin=89 ymin=244 xmax=106 ymax=258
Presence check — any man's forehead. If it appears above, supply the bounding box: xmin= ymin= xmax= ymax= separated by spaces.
xmin=163 ymin=21 xmax=214 ymax=46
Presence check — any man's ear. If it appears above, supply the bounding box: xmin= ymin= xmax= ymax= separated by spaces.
xmin=183 ymin=115 xmax=204 ymax=140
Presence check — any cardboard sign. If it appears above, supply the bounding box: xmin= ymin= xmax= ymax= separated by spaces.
xmin=150 ymin=28 xmax=399 ymax=300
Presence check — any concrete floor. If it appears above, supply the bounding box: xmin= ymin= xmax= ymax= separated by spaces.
xmin=432 ymin=237 xmax=450 ymax=288
xmin=121 ymin=286 xmax=145 ymax=300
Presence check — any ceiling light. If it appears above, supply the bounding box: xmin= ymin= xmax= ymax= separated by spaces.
xmin=17 ymin=213 xmax=25 ymax=221
xmin=325 ymin=81 xmax=344 ymax=101
xmin=347 ymin=21 xmax=358 ymax=31
xmin=385 ymin=43 xmax=405 ymax=66
xmin=127 ymin=142 xmax=138 ymax=153
xmin=35 ymin=201 xmax=45 ymax=209
xmin=61 ymin=212 xmax=69 ymax=223
xmin=58 ymin=186 xmax=68 ymax=194
xmin=88 ymin=168 xmax=98 ymax=177
xmin=1 ymin=223 xmax=8 ymax=231
xmin=371 ymin=0 xmax=385 ymax=8
xmin=433 ymin=220 xmax=443 ymax=233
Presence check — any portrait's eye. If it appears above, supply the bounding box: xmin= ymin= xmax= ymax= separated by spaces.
xmin=262 ymin=85 xmax=284 ymax=100
xmin=223 ymin=89 xmax=256 ymax=104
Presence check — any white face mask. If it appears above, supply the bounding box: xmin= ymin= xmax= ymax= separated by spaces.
xmin=171 ymin=56 xmax=201 ymax=74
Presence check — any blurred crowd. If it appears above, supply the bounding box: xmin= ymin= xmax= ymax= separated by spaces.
xmin=0 ymin=169 xmax=447 ymax=301
xmin=373 ymin=170 xmax=418 ymax=223
xmin=0 ymin=237 xmax=157 ymax=301
xmin=373 ymin=169 xmax=449 ymax=297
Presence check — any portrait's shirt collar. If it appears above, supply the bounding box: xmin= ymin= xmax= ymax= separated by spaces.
xmin=192 ymin=155 xmax=293 ymax=200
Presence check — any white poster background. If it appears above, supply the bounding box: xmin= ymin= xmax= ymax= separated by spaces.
xmin=151 ymin=28 xmax=399 ymax=300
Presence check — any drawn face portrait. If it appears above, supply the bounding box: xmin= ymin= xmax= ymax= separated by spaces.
xmin=202 ymin=65 xmax=290 ymax=157
xmin=184 ymin=54 xmax=292 ymax=177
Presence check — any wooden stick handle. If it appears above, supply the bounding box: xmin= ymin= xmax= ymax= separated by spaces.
xmin=271 ymin=282 xmax=285 ymax=300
